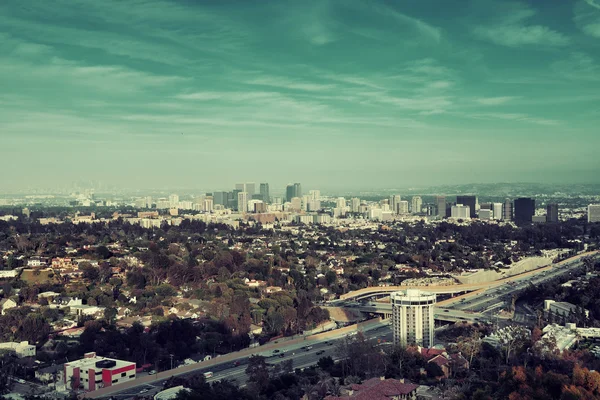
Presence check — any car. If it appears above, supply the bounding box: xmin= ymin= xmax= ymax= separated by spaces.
xmin=279 ymin=353 xmax=285 ymax=358
xmin=316 ymin=350 xmax=325 ymax=355
xmin=148 ymin=370 xmax=157 ymax=375
xmin=444 ymin=309 xmax=449 ymax=312
xmin=232 ymin=361 xmax=240 ymax=367
xmin=17 ymin=379 xmax=26 ymax=384
xmin=273 ymin=349 xmax=280 ymax=354
xmin=139 ymin=388 xmax=149 ymax=394
xmin=306 ymin=346 xmax=313 ymax=351
xmin=327 ymin=342 xmax=333 ymax=346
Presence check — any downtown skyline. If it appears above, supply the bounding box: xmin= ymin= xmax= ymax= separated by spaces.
xmin=1 ymin=0 xmax=600 ymax=191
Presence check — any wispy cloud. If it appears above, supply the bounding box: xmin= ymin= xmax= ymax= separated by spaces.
xmin=245 ymin=76 xmax=336 ymax=91
xmin=552 ymin=52 xmax=600 ymax=81
xmin=473 ymin=3 xmax=569 ymax=47
xmin=575 ymin=0 xmax=600 ymax=38
xmin=470 ymin=112 xmax=560 ymax=126
xmin=476 ymin=96 xmax=518 ymax=105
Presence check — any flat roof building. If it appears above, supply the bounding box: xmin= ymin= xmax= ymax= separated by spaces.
xmin=391 ymin=289 xmax=436 ymax=348
xmin=64 ymin=352 xmax=136 ymax=392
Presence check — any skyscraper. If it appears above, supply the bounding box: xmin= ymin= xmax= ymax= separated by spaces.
xmin=588 ymin=204 xmax=600 ymax=223
xmin=411 ymin=196 xmax=422 ymax=214
xmin=351 ymin=197 xmax=361 ymax=213
xmin=546 ymin=203 xmax=559 ymax=223
xmin=451 ymin=204 xmax=470 ymax=219
xmin=456 ymin=195 xmax=477 ymax=218
xmin=503 ymin=198 xmax=513 ymax=221
xmin=286 ymin=183 xmax=302 ymax=202
xmin=436 ymin=196 xmax=447 ymax=218
xmin=259 ymin=183 xmax=270 ymax=203
xmin=237 ymin=192 xmax=248 ymax=213
xmin=398 ymin=200 xmax=409 ymax=214
xmin=514 ymin=198 xmax=535 ymax=223
xmin=168 ymin=194 xmax=179 ymax=208
xmin=493 ymin=203 xmax=503 ymax=220
xmin=390 ymin=195 xmax=401 ymax=214
xmin=391 ymin=289 xmax=436 ymax=348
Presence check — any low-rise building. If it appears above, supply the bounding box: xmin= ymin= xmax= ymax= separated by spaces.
xmin=544 ymin=300 xmax=589 ymax=318
xmin=0 ymin=341 xmax=36 ymax=358
xmin=64 ymin=352 xmax=136 ymax=392
xmin=0 ymin=298 xmax=17 ymax=315
xmin=326 ymin=377 xmax=419 ymax=400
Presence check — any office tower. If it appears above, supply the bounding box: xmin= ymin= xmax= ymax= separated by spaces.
xmin=235 ymin=183 xmax=245 ymax=192
xmin=479 ymin=202 xmax=492 ymax=210
xmin=411 ymin=196 xmax=422 ymax=214
xmin=203 ymin=198 xmax=213 ymax=213
xmin=309 ymin=190 xmax=321 ymax=201
xmin=546 ymin=204 xmax=559 ymax=223
xmin=479 ymin=209 xmax=493 ymax=220
xmin=503 ymin=198 xmax=513 ymax=221
xmin=213 ymin=192 xmax=225 ymax=206
xmin=514 ymin=198 xmax=535 ymax=223
xmin=273 ymin=197 xmax=283 ymax=205
xmin=398 ymin=200 xmax=409 ymax=214
xmin=246 ymin=183 xmax=256 ymax=198
xmin=336 ymin=197 xmax=346 ymax=210
xmin=237 ymin=192 xmax=248 ymax=213
xmin=351 ymin=197 xmax=361 ymax=213
xmin=391 ymin=289 xmax=436 ymax=348
xmin=588 ymin=204 xmax=600 ymax=223
xmin=169 ymin=194 xmax=179 ymax=208
xmin=259 ymin=183 xmax=270 ymax=203
xmin=493 ymin=203 xmax=503 ymax=220
xmin=145 ymin=196 xmax=153 ymax=209
xmin=286 ymin=183 xmax=302 ymax=202
xmin=451 ymin=204 xmax=470 ymax=219
xmin=456 ymin=195 xmax=477 ymax=218
xmin=290 ymin=197 xmax=302 ymax=211
xmin=390 ymin=195 xmax=401 ymax=213
xmin=436 ymin=196 xmax=447 ymax=218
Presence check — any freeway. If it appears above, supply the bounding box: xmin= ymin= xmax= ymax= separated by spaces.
xmin=339 ymin=251 xmax=598 ymax=302
xmin=86 ymin=320 xmax=391 ymax=399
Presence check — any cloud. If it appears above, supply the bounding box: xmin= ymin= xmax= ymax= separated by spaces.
xmin=471 ymin=112 xmax=559 ymax=126
xmin=474 ymin=2 xmax=569 ymax=47
xmin=245 ymin=77 xmax=336 ymax=91
xmin=575 ymin=0 xmax=600 ymax=38
xmin=552 ymin=52 xmax=600 ymax=81
xmin=476 ymin=96 xmax=518 ymax=105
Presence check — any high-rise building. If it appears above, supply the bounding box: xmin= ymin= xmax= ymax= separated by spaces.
xmin=290 ymin=197 xmax=302 ymax=211
xmin=479 ymin=209 xmax=493 ymax=220
xmin=237 ymin=192 xmax=248 ymax=213
xmin=514 ymin=198 xmax=535 ymax=223
xmin=436 ymin=196 xmax=447 ymax=218
xmin=503 ymin=198 xmax=513 ymax=221
xmin=286 ymin=183 xmax=302 ymax=202
xmin=169 ymin=194 xmax=179 ymax=208
xmin=411 ymin=196 xmax=422 ymax=214
xmin=546 ymin=204 xmax=559 ymax=223
xmin=351 ymin=197 xmax=361 ymax=213
xmin=398 ymin=200 xmax=409 ymax=214
xmin=588 ymin=204 xmax=600 ymax=223
xmin=259 ymin=183 xmax=270 ymax=203
xmin=456 ymin=195 xmax=477 ymax=218
xmin=391 ymin=289 xmax=436 ymax=348
xmin=451 ymin=204 xmax=470 ymax=219
xmin=493 ymin=203 xmax=503 ymax=220
xmin=309 ymin=190 xmax=321 ymax=201
xmin=235 ymin=183 xmax=255 ymax=198
xmin=390 ymin=195 xmax=401 ymax=214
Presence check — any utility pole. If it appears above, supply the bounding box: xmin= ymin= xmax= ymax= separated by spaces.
xmin=169 ymin=354 xmax=174 ymax=370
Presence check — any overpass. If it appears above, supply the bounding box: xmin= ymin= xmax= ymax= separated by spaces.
xmin=338 ymin=251 xmax=599 ymax=302
xmin=351 ymin=302 xmax=483 ymax=323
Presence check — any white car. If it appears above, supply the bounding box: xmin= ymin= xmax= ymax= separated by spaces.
xmin=148 ymin=370 xmax=157 ymax=375
xmin=139 ymin=388 xmax=149 ymax=394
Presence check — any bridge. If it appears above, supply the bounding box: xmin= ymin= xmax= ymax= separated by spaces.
xmin=349 ymin=302 xmax=483 ymax=323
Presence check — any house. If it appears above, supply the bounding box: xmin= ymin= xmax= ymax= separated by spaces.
xmin=326 ymin=377 xmax=419 ymax=400
xmin=419 ymin=346 xmax=470 ymax=378
xmin=0 ymin=341 xmax=36 ymax=358
xmin=0 ymin=298 xmax=17 ymax=315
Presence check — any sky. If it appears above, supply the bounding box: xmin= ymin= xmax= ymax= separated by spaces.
xmin=1 ymin=0 xmax=600 ymax=192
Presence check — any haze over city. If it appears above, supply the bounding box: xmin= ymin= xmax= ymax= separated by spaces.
xmin=1 ymin=0 xmax=600 ymax=191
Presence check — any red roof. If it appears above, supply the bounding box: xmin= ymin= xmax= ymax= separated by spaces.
xmin=327 ymin=378 xmax=419 ymax=400
xmin=429 ymin=354 xmax=450 ymax=367
xmin=420 ymin=347 xmax=446 ymax=359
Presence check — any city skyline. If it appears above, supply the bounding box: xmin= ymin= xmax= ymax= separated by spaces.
xmin=2 ymin=0 xmax=600 ymax=191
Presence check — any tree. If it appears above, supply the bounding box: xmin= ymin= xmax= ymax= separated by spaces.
xmin=245 ymin=355 xmax=269 ymax=392
xmin=425 ymin=361 xmax=445 ymax=379
xmin=457 ymin=330 xmax=482 ymax=366
xmin=497 ymin=326 xmax=530 ymax=365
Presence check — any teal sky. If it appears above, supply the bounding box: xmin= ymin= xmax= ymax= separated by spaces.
xmin=2 ymin=0 xmax=600 ymax=192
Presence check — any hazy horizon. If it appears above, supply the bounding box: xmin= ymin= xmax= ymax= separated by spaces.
xmin=2 ymin=0 xmax=600 ymax=191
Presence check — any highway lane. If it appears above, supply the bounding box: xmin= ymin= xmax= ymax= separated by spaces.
xmin=90 ymin=321 xmax=392 ymax=399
